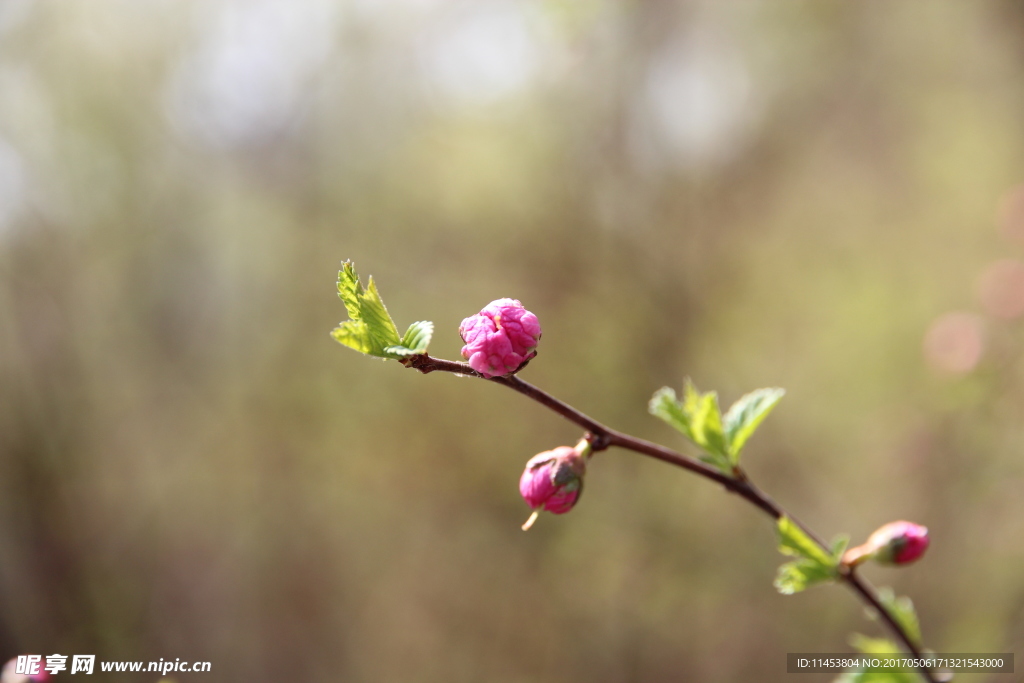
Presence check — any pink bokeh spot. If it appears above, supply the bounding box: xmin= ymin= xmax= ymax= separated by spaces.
xmin=977 ymin=258 xmax=1024 ymax=319
xmin=923 ymin=311 xmax=984 ymax=375
xmin=997 ymin=183 xmax=1024 ymax=245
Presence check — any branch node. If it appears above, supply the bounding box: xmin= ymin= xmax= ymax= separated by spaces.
xmin=585 ymin=431 xmax=612 ymax=452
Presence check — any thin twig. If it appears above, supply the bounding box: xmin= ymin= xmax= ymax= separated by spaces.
xmin=401 ymin=354 xmax=939 ymax=682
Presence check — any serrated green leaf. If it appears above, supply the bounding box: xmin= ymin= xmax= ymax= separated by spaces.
xmin=648 ymin=382 xmax=729 ymax=470
xmin=774 ymin=558 xmax=837 ymax=594
xmin=688 ymin=386 xmax=729 ymax=459
xmin=337 ymin=261 xmax=363 ymax=321
xmin=682 ymin=378 xmax=702 ymax=413
xmin=401 ymin=321 xmax=433 ymax=353
xmin=654 ymin=382 xmax=784 ymax=469
xmin=777 ymin=516 xmax=835 ymax=566
xmin=333 ymin=261 xmax=430 ymax=359
xmin=650 ymin=387 xmax=693 ymax=439
xmin=723 ymin=387 xmax=785 ymax=459
xmin=874 ymin=588 xmax=922 ymax=647
xmin=332 ymin=321 xmax=386 ymax=357
xmin=359 ymin=276 xmax=400 ymax=347
xmin=775 ymin=517 xmax=838 ymax=594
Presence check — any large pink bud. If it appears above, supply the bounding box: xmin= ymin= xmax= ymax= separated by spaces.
xmin=459 ymin=298 xmax=541 ymax=379
xmin=519 ymin=441 xmax=590 ymax=530
xmin=842 ymin=521 xmax=930 ymax=567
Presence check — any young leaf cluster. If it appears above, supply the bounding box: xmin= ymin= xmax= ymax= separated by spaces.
xmin=873 ymin=589 xmax=922 ymax=647
xmin=649 ymin=381 xmax=784 ymax=473
xmin=331 ymin=261 xmax=433 ymax=359
xmin=774 ymin=516 xmax=847 ymax=595
xmin=833 ymin=635 xmax=920 ymax=683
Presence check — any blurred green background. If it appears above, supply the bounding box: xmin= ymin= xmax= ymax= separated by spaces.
xmin=2 ymin=1 xmax=1024 ymax=681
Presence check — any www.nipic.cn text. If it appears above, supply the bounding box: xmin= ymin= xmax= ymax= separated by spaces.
xmin=15 ymin=654 xmax=212 ymax=676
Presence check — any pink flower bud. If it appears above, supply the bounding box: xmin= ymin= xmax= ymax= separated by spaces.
xmin=519 ymin=442 xmax=590 ymax=530
xmin=2 ymin=657 xmax=50 ymax=683
xmin=459 ymin=298 xmax=541 ymax=379
xmin=842 ymin=521 xmax=930 ymax=567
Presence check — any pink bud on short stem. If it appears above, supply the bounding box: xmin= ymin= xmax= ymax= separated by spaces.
xmin=519 ymin=440 xmax=591 ymax=530
xmin=460 ymin=299 xmax=541 ymax=379
xmin=842 ymin=521 xmax=930 ymax=567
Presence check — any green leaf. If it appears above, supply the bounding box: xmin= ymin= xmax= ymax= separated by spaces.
xmin=774 ymin=516 xmax=838 ymax=594
xmin=723 ymin=387 xmax=785 ymax=460
xmin=653 ymin=382 xmax=785 ymax=470
xmin=777 ymin=516 xmax=835 ymax=565
xmin=833 ymin=636 xmax=918 ymax=683
xmin=381 ymin=321 xmax=435 ymax=358
xmin=649 ymin=381 xmax=730 ymax=471
xmin=649 ymin=387 xmax=697 ymax=442
xmin=332 ymin=261 xmax=430 ymax=359
xmin=685 ymin=380 xmax=729 ymax=458
xmin=774 ymin=558 xmax=837 ymax=594
xmin=358 ymin=275 xmax=400 ymax=347
xmin=849 ymin=635 xmax=900 ymax=656
xmin=332 ymin=321 xmax=383 ymax=356
xmin=401 ymin=321 xmax=433 ymax=353
xmin=337 ymin=261 xmax=363 ymax=321
xmin=874 ymin=588 xmax=922 ymax=647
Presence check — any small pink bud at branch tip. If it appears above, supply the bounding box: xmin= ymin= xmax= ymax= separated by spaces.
xmin=460 ymin=299 xmax=541 ymax=379
xmin=842 ymin=521 xmax=930 ymax=567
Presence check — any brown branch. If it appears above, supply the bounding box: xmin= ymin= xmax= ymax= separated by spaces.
xmin=400 ymin=354 xmax=940 ymax=682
